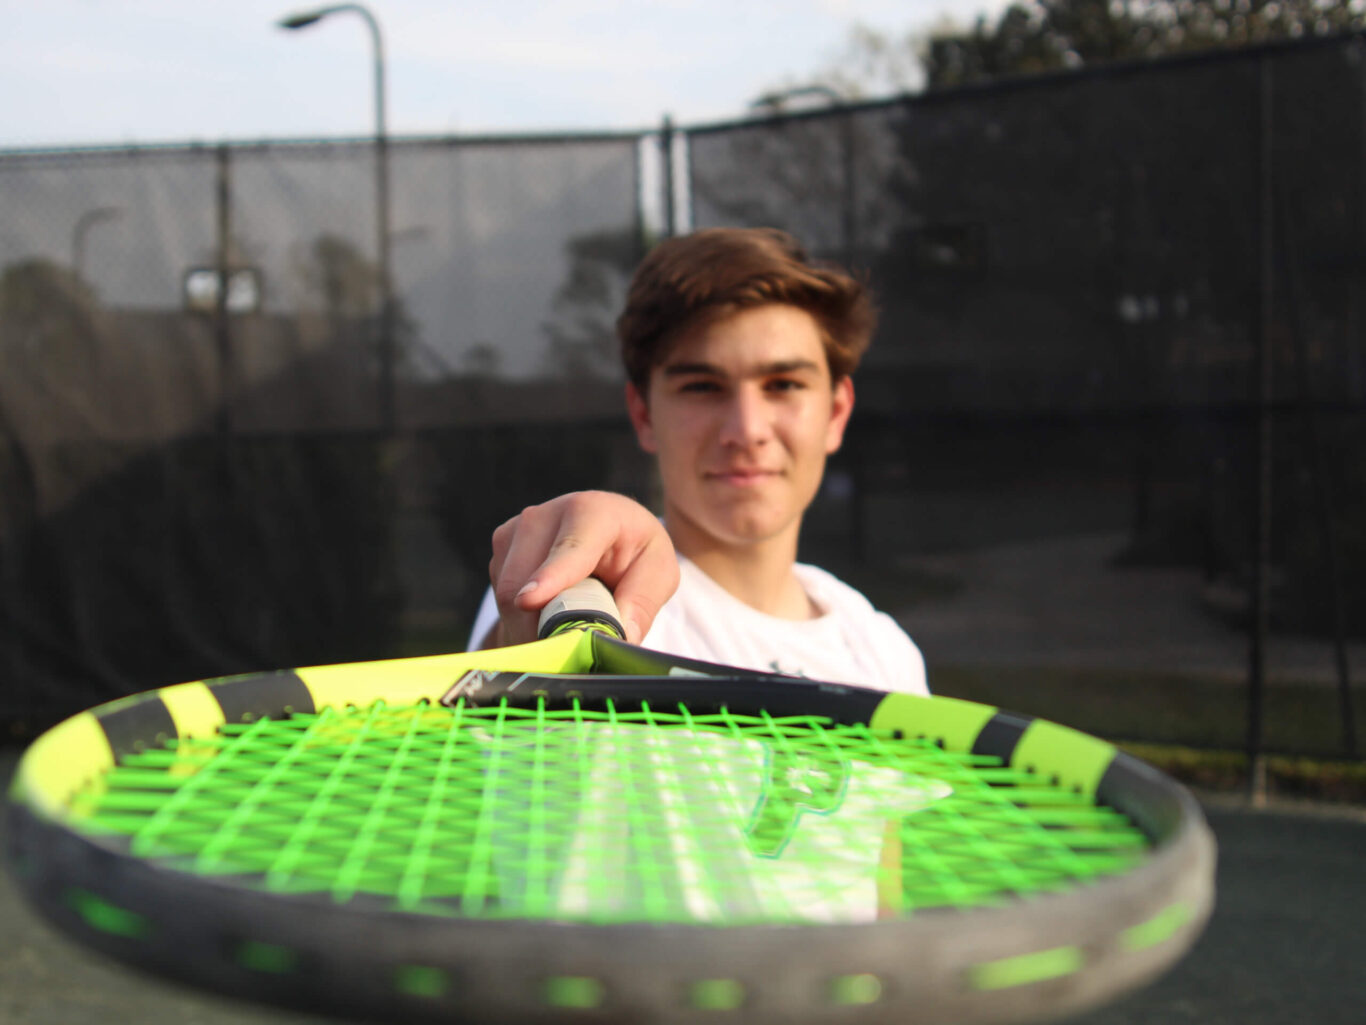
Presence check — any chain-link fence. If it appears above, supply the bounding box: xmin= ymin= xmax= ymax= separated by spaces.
xmin=2 ymin=34 xmax=1362 ymax=761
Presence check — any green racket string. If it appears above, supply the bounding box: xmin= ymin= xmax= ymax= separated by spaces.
xmin=850 ymin=723 xmax=1142 ymax=908
xmin=74 ymin=698 xmax=1148 ymax=925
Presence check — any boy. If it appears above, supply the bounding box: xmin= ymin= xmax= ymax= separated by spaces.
xmin=470 ymin=227 xmax=926 ymax=696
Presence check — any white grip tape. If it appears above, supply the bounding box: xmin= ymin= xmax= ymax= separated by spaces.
xmin=536 ymin=578 xmax=624 ymax=638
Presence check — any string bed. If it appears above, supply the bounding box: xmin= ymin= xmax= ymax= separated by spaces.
xmin=74 ymin=698 xmax=1148 ymax=925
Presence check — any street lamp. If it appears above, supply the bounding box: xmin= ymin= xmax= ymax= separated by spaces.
xmin=749 ymin=84 xmax=844 ymax=114
xmin=749 ymin=85 xmax=856 ymax=269
xmin=71 ymin=206 xmax=123 ymax=282
xmin=278 ymin=3 xmax=395 ymax=434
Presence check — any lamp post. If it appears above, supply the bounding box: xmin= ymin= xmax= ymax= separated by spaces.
xmin=749 ymin=85 xmax=856 ymax=269
xmin=71 ymin=206 xmax=122 ymax=283
xmin=278 ymin=3 xmax=395 ymax=434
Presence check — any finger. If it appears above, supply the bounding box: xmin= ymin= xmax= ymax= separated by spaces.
xmin=490 ymin=507 xmax=571 ymax=645
xmin=492 ymin=506 xmax=565 ymax=603
xmin=607 ymin=533 xmax=680 ymax=643
xmin=488 ymin=514 xmax=521 ymax=589
xmin=511 ymin=495 xmax=623 ymax=611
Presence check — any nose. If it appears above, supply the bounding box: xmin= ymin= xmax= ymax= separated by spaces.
xmin=717 ymin=385 xmax=773 ymax=448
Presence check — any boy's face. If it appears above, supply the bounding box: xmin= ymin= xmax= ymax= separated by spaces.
xmin=626 ymin=303 xmax=854 ymax=554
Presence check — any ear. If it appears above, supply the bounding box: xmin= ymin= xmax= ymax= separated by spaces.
xmin=625 ymin=381 xmax=657 ymax=454
xmin=824 ymin=376 xmax=855 ymax=454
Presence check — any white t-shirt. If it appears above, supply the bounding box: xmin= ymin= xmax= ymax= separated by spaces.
xmin=467 ymin=555 xmax=928 ymax=696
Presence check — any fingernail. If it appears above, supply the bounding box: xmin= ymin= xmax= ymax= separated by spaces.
xmin=516 ymin=580 xmax=538 ymax=598
xmin=623 ymin=616 xmax=639 ymax=642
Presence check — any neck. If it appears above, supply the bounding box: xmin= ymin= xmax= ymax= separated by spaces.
xmin=664 ymin=512 xmax=816 ymax=620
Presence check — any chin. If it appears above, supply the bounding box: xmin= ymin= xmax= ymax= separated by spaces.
xmin=707 ymin=510 xmax=793 ymax=547
xmin=671 ymin=487 xmax=802 ymax=547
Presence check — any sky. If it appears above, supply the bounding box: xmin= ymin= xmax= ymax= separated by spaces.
xmin=0 ymin=0 xmax=1005 ymax=150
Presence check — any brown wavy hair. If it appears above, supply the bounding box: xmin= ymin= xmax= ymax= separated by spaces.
xmin=616 ymin=227 xmax=876 ymax=391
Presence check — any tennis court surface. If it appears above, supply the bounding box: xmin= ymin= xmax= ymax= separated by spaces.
xmin=1 ymin=747 xmax=1361 ymax=1025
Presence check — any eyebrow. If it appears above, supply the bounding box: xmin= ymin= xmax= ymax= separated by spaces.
xmin=660 ymin=359 xmax=823 ymax=378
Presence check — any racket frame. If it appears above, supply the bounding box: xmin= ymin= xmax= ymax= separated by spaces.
xmin=5 ymin=626 xmax=1216 ymax=1025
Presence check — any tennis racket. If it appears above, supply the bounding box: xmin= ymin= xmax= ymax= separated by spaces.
xmin=5 ymin=580 xmax=1214 ymax=1025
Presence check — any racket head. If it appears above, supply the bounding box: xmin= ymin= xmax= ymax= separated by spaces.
xmin=6 ymin=628 xmax=1215 ymax=1025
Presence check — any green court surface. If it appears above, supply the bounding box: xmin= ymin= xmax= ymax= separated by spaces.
xmin=2 ymin=748 xmax=1363 ymax=1025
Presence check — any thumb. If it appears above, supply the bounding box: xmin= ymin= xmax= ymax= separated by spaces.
xmin=609 ymin=544 xmax=681 ymax=645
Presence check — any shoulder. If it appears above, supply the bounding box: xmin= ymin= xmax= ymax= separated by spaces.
xmin=792 ymin=562 xmax=879 ymax=616
xmin=795 ymin=563 xmax=903 ymax=647
xmin=794 ymin=562 xmax=930 ymax=695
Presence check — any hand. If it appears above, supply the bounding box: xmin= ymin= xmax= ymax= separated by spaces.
xmin=488 ymin=491 xmax=679 ymax=647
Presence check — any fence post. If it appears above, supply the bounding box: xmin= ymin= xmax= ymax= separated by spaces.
xmin=839 ymin=107 xmax=856 ymax=269
xmin=1275 ymin=187 xmax=1358 ymax=761
xmin=215 ymin=144 xmax=233 ymax=437
xmin=1248 ymin=55 xmax=1274 ymax=804
xmin=660 ymin=114 xmax=676 ymax=239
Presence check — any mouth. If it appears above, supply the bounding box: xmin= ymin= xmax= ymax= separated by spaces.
xmin=706 ymin=468 xmax=779 ymax=486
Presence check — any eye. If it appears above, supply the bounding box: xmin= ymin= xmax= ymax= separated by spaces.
xmin=765 ymin=377 xmax=805 ymax=393
xmin=678 ymin=379 xmax=722 ymax=394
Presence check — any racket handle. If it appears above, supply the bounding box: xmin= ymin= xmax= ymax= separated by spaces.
xmin=537 ymin=578 xmax=625 ymax=640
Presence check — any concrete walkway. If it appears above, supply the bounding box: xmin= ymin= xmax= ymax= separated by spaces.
xmin=897 ymin=532 xmax=1365 ymax=685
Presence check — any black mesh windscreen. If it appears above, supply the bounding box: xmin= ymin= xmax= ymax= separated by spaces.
xmin=3 ymin=37 xmax=1363 ymax=758
xmin=691 ymin=37 xmax=1366 ymax=757
xmin=0 ymin=134 xmax=646 ymax=727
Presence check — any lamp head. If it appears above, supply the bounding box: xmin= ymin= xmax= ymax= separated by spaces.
xmin=278 ymin=9 xmax=327 ymax=29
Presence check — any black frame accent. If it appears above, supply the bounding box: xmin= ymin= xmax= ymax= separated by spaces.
xmin=212 ymin=670 xmax=315 ymax=723
xmin=98 ymin=698 xmax=178 ymax=759
xmin=969 ymin=712 xmax=1036 ymax=762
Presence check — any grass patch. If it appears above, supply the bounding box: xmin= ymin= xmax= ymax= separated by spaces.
xmin=1117 ymin=741 xmax=1366 ymax=805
